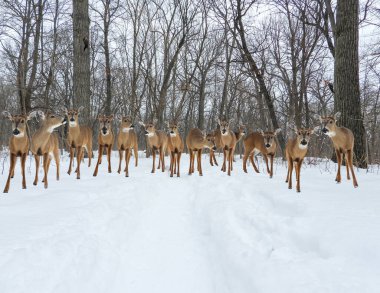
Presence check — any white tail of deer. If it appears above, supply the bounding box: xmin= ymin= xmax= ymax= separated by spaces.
xmin=315 ymin=112 xmax=358 ymax=187
xmin=30 ymin=111 xmax=66 ymax=189
xmin=116 ymin=115 xmax=138 ymax=177
xmin=2 ymin=111 xmax=37 ymax=193
xmin=64 ymin=106 xmax=93 ymax=179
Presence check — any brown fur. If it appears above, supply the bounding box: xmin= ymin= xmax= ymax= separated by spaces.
xmin=139 ymin=120 xmax=168 ymax=173
xmin=167 ymin=122 xmax=184 ymax=177
xmin=116 ymin=116 xmax=138 ymax=177
xmin=285 ymin=127 xmax=314 ymax=192
xmin=93 ymin=115 xmax=114 ymax=176
xmin=30 ymin=111 xmax=66 ymax=189
xmin=65 ymin=107 xmax=93 ymax=179
xmin=315 ymin=112 xmax=358 ymax=187
xmin=2 ymin=111 xmax=37 ymax=193
xmin=243 ymin=128 xmax=280 ymax=178
xmin=218 ymin=119 xmax=237 ymax=176
xmin=186 ymin=128 xmax=216 ymax=176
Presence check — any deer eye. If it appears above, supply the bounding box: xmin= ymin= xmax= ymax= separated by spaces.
xmin=21 ymin=120 xmax=25 ymax=123
xmin=298 ymin=132 xmax=301 ymax=135
xmin=50 ymin=115 xmax=55 ymax=118
xmin=329 ymin=121 xmax=333 ymax=124
xmin=307 ymin=132 xmax=310 ymax=135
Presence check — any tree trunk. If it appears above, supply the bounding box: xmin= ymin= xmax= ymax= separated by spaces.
xmin=73 ymin=0 xmax=91 ymax=122
xmin=334 ymin=0 xmax=367 ymax=168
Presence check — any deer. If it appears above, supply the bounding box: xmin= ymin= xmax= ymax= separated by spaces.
xmin=139 ymin=120 xmax=168 ymax=173
xmin=2 ymin=111 xmax=37 ymax=193
xmin=243 ymin=128 xmax=281 ymax=178
xmin=30 ymin=111 xmax=67 ymax=189
xmin=218 ymin=118 xmax=237 ymax=176
xmin=116 ymin=115 xmax=138 ymax=177
xmin=167 ymin=122 xmax=184 ymax=177
xmin=186 ymin=128 xmax=216 ymax=176
xmin=64 ymin=106 xmax=93 ymax=179
xmin=315 ymin=112 xmax=358 ymax=187
xmin=93 ymin=114 xmax=114 ymax=176
xmin=285 ymin=127 xmax=314 ymax=193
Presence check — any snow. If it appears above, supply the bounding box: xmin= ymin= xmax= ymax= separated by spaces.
xmin=0 ymin=151 xmax=380 ymax=293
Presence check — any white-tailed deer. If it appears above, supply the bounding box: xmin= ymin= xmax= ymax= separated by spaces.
xmin=93 ymin=115 xmax=114 ymax=176
xmin=209 ymin=126 xmax=223 ymax=166
xmin=285 ymin=127 xmax=314 ymax=192
xmin=139 ymin=120 xmax=168 ymax=173
xmin=243 ymin=128 xmax=281 ymax=178
xmin=116 ymin=115 xmax=138 ymax=177
xmin=30 ymin=111 xmax=67 ymax=189
xmin=167 ymin=122 xmax=184 ymax=177
xmin=315 ymin=112 xmax=358 ymax=187
xmin=186 ymin=128 xmax=216 ymax=176
xmin=2 ymin=111 xmax=37 ymax=193
xmin=64 ymin=106 xmax=93 ymax=179
xmin=218 ymin=118 xmax=237 ymax=176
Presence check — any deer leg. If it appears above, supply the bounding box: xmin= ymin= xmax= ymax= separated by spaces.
xmin=125 ymin=149 xmax=130 ymax=177
xmin=296 ymin=159 xmax=303 ymax=193
xmin=88 ymin=144 xmax=92 ymax=167
xmin=231 ymin=147 xmax=235 ymax=170
xmin=170 ymin=151 xmax=174 ymax=177
xmin=173 ymin=153 xmax=177 ymax=174
xmin=53 ymin=149 xmax=60 ymax=181
xmin=67 ymin=147 xmax=74 ymax=175
xmin=335 ymin=149 xmax=342 ymax=183
xmin=4 ymin=153 xmax=17 ymax=193
xmin=161 ymin=148 xmax=165 ymax=172
xmin=347 ymin=149 xmax=358 ymax=188
xmin=288 ymin=159 xmax=293 ymax=189
xmin=157 ymin=150 xmax=161 ymax=169
xmin=21 ymin=153 xmax=27 ymax=189
xmin=243 ymin=151 xmax=249 ymax=173
xmin=227 ymin=148 xmax=232 ymax=176
xmin=250 ymin=155 xmax=260 ymax=173
xmin=33 ymin=155 xmax=40 ymax=185
xmin=76 ymin=146 xmax=82 ymax=179
xmin=209 ymin=150 xmax=214 ymax=166
xmin=213 ymin=151 xmax=218 ymax=166
xmin=151 ymin=150 xmax=156 ymax=173
xmin=107 ymin=144 xmax=112 ymax=173
xmin=263 ymin=154 xmax=270 ymax=175
xmin=117 ymin=150 xmax=123 ymax=174
xmin=93 ymin=145 xmax=103 ymax=177
xmin=177 ymin=152 xmax=181 ymax=177
xmin=344 ymin=153 xmax=351 ymax=180
xmin=270 ymin=154 xmax=274 ymax=178
xmin=43 ymin=153 xmax=49 ymax=189
xmin=198 ymin=149 xmax=203 ymax=176
xmin=222 ymin=148 xmax=227 ymax=172
xmin=43 ymin=156 xmax=51 ymax=183
xmin=134 ymin=146 xmax=138 ymax=167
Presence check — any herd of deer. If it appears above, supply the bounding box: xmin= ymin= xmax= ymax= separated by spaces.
xmin=2 ymin=108 xmax=358 ymax=194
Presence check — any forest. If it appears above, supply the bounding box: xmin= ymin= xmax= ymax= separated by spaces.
xmin=0 ymin=0 xmax=379 ymax=167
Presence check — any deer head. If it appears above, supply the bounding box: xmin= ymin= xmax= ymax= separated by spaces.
xmin=2 ymin=111 xmax=38 ymax=138
xmin=218 ymin=118 xmax=234 ymax=136
xmin=139 ymin=119 xmax=157 ymax=137
xmin=98 ymin=114 xmax=114 ymax=136
xmin=314 ymin=112 xmax=341 ymax=137
xmin=118 ymin=115 xmax=134 ymax=133
xmin=260 ymin=128 xmax=281 ymax=149
xmin=167 ymin=122 xmax=180 ymax=137
xmin=64 ymin=106 xmax=84 ymax=127
xmin=294 ymin=127 xmax=314 ymax=149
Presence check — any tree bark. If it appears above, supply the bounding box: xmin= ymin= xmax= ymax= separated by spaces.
xmin=334 ymin=0 xmax=367 ymax=168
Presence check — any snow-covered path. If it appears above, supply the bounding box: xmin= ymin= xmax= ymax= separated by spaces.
xmin=0 ymin=152 xmax=380 ymax=293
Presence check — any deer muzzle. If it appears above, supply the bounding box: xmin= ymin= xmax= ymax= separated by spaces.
xmin=13 ymin=129 xmax=20 ymax=136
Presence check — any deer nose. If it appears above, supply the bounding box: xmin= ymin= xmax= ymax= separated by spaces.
xmin=13 ymin=129 xmax=20 ymax=135
xmin=144 ymin=130 xmax=149 ymax=135
xmin=130 ymin=124 xmax=134 ymax=128
xmin=102 ymin=127 xmax=107 ymax=134
xmin=70 ymin=118 xmax=75 ymax=122
xmin=222 ymin=129 xmax=226 ymax=134
xmin=322 ymin=128 xmax=328 ymax=133
xmin=265 ymin=144 xmax=270 ymax=148
xmin=62 ymin=117 xmax=67 ymax=123
xmin=212 ymin=146 xmax=217 ymax=151
xmin=301 ymin=140 xmax=307 ymax=145
xmin=170 ymin=131 xmax=174 ymax=134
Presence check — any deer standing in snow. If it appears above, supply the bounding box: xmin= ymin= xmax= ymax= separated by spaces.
xmin=243 ymin=128 xmax=281 ymax=178
xmin=2 ymin=111 xmax=37 ymax=193
xmin=30 ymin=111 xmax=66 ymax=189
xmin=167 ymin=122 xmax=184 ymax=177
xmin=139 ymin=120 xmax=168 ymax=173
xmin=218 ymin=118 xmax=237 ymax=176
xmin=186 ymin=128 xmax=216 ymax=176
xmin=93 ymin=115 xmax=114 ymax=176
xmin=285 ymin=127 xmax=314 ymax=192
xmin=64 ymin=106 xmax=93 ymax=179
xmin=116 ymin=115 xmax=138 ymax=177
xmin=315 ymin=112 xmax=358 ymax=187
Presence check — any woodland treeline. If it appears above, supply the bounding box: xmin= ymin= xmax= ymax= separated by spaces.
xmin=0 ymin=0 xmax=379 ymax=167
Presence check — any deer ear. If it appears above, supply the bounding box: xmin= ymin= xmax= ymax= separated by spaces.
xmin=27 ymin=111 xmax=38 ymax=120
xmin=61 ymin=107 xmax=68 ymax=115
xmin=334 ymin=112 xmax=341 ymax=121
xmin=229 ymin=118 xmax=234 ymax=125
xmin=109 ymin=114 xmax=114 ymax=120
xmin=314 ymin=114 xmax=322 ymax=123
xmin=37 ymin=110 xmax=46 ymax=120
xmin=153 ymin=118 xmax=158 ymax=125
xmin=2 ymin=111 xmax=12 ymax=120
xmin=139 ymin=121 xmax=145 ymax=127
xmin=166 ymin=121 xmax=170 ymax=128
xmin=116 ymin=114 xmax=122 ymax=121
xmin=274 ymin=128 xmax=281 ymax=135
xmin=258 ymin=129 xmax=264 ymax=136
xmin=294 ymin=125 xmax=299 ymax=134
xmin=78 ymin=106 xmax=84 ymax=113
xmin=201 ymin=130 xmax=206 ymax=138
xmin=217 ymin=119 xmax=221 ymax=126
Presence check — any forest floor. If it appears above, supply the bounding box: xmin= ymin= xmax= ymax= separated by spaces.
xmin=0 ymin=151 xmax=379 ymax=293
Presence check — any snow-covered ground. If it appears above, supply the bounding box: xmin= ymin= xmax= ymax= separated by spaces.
xmin=0 ymin=151 xmax=379 ymax=293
